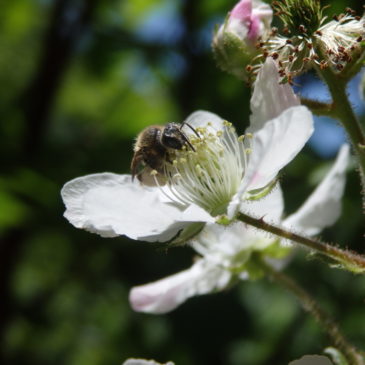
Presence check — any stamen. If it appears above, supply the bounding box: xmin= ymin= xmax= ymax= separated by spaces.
xmin=155 ymin=121 xmax=250 ymax=214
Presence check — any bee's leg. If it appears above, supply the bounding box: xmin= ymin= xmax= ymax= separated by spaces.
xmin=130 ymin=152 xmax=145 ymax=181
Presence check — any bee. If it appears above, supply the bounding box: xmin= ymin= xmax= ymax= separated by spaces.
xmin=131 ymin=122 xmax=199 ymax=186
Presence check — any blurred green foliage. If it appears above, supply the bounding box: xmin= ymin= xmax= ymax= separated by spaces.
xmin=0 ymin=1 xmax=364 ymax=365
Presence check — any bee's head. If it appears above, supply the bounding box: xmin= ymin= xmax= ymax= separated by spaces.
xmin=161 ymin=123 xmax=194 ymax=151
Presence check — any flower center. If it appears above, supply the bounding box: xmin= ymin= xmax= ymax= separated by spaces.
xmin=157 ymin=122 xmax=251 ymax=216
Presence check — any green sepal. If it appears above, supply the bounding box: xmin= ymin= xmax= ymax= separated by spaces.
xmin=212 ymin=27 xmax=258 ymax=81
xmin=216 ymin=214 xmax=232 ymax=226
xmin=246 ymin=178 xmax=279 ymax=201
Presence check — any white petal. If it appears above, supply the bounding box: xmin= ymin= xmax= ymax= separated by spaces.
xmin=239 ymin=183 xmax=284 ymax=223
xmin=248 ymin=58 xmax=300 ymax=133
xmin=123 ymin=359 xmax=174 ymax=365
xmin=283 ymin=144 xmax=349 ymax=236
xmin=228 ymin=106 xmax=313 ymax=218
xmin=191 ymin=222 xmax=255 ymax=266
xmin=244 ymin=105 xmax=314 ymax=191
xmin=183 ymin=110 xmax=224 ymax=133
xmin=61 ymin=173 xmax=213 ymax=242
xmin=129 ymin=259 xmax=231 ymax=313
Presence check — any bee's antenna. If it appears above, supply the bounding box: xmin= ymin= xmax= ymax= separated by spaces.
xmin=180 ymin=122 xmax=200 ymax=138
xmin=179 ymin=130 xmax=196 ymax=152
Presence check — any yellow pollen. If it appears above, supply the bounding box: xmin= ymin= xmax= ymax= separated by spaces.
xmin=180 ymin=157 xmax=187 ymax=163
xmin=246 ymin=133 xmax=253 ymax=138
xmin=216 ymin=130 xmax=223 ymax=137
xmin=195 ymin=164 xmax=203 ymax=176
xmin=245 ymin=148 xmax=252 ymax=154
xmin=150 ymin=169 xmax=158 ymax=176
xmin=238 ymin=135 xmax=245 ymax=142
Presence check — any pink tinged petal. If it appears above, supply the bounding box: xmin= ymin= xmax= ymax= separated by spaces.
xmin=61 ymin=173 xmax=213 ymax=242
xmin=129 ymin=260 xmax=231 ymax=313
xmin=247 ymin=16 xmax=261 ymax=41
xmin=283 ymin=144 xmax=349 ymax=236
xmin=239 ymin=183 xmax=284 ymax=223
xmin=229 ymin=0 xmax=272 ymax=42
xmin=249 ymin=58 xmax=300 ymax=133
xmin=230 ymin=0 xmax=252 ymax=22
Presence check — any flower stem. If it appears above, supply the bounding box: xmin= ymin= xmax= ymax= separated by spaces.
xmin=314 ymin=63 xmax=365 ymax=190
xmin=237 ymin=212 xmax=365 ymax=273
xmin=255 ymin=256 xmax=365 ymax=365
xmin=300 ymin=97 xmax=334 ymax=117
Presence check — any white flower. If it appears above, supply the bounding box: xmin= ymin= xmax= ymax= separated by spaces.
xmin=129 ymin=144 xmax=349 ymax=313
xmin=123 ymin=359 xmax=174 ymax=365
xmin=61 ymin=59 xmax=314 ymax=243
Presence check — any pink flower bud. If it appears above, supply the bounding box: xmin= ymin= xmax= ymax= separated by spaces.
xmin=212 ymin=0 xmax=273 ymax=80
xmin=229 ymin=0 xmax=272 ymax=44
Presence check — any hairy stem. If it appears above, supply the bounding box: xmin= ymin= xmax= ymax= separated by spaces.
xmin=237 ymin=212 xmax=365 ymax=273
xmin=314 ymin=61 xmax=365 ymax=194
xmin=300 ymin=97 xmax=334 ymax=117
xmin=256 ymin=257 xmax=365 ymax=365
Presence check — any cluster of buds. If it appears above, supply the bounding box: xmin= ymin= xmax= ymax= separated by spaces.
xmin=213 ymin=0 xmax=365 ymax=83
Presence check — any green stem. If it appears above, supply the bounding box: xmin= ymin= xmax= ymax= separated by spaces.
xmin=256 ymin=257 xmax=365 ymax=365
xmin=300 ymin=97 xmax=334 ymax=117
xmin=314 ymin=63 xmax=365 ymax=189
xmin=237 ymin=212 xmax=365 ymax=273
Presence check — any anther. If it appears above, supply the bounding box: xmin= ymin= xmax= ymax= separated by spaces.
xmin=298 ymin=25 xmax=307 ymax=34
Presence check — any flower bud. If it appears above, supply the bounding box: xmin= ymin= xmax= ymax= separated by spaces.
xmin=212 ymin=0 xmax=273 ymax=80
